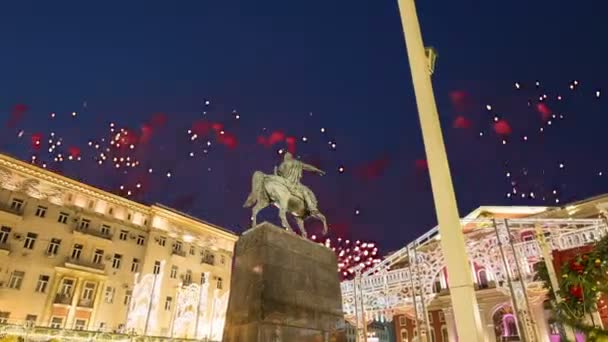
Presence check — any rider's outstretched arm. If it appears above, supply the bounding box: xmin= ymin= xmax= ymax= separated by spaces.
xmin=301 ymin=162 xmax=325 ymax=175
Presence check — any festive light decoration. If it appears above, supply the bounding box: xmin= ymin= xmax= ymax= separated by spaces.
xmin=535 ymin=233 xmax=608 ymax=340
xmin=126 ymin=261 xmax=166 ymax=335
xmin=172 ymin=282 xmax=205 ymax=338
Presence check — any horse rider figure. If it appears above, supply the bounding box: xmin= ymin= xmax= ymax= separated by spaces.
xmin=274 ymin=152 xmax=325 ymax=214
xmin=244 ymin=152 xmax=329 ymax=236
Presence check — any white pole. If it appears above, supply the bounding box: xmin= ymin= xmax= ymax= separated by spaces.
xmin=493 ymin=219 xmax=528 ymax=342
xmin=534 ymin=224 xmax=576 ymax=340
xmin=504 ymin=219 xmax=538 ymax=341
xmin=143 ymin=273 xmax=157 ymax=336
xmin=194 ymin=282 xmax=204 ymax=339
xmin=170 ymin=285 xmax=180 ymax=338
xmin=209 ymin=289 xmax=217 ymax=341
xmin=396 ymin=0 xmax=483 ymax=339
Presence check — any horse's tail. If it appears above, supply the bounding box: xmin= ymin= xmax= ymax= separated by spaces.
xmin=243 ymin=171 xmax=264 ymax=208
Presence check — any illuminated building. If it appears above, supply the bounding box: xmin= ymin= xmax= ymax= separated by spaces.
xmin=342 ymin=195 xmax=608 ymax=342
xmin=0 ymin=153 xmax=237 ymax=340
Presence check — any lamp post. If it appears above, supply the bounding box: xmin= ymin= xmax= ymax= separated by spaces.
xmin=396 ymin=0 xmax=484 ymax=340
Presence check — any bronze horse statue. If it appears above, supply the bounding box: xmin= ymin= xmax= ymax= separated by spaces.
xmin=244 ymin=171 xmax=328 ymax=238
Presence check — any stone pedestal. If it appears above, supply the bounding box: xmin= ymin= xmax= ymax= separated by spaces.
xmin=223 ymin=222 xmax=343 ymax=342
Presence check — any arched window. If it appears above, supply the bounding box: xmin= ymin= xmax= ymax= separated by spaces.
xmin=429 ymin=328 xmax=436 ymax=342
xmin=400 ymin=329 xmax=408 ymax=342
xmin=477 ymin=269 xmax=489 ymax=289
xmin=503 ymin=314 xmax=519 ymax=337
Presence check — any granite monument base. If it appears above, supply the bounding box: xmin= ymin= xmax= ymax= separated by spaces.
xmin=222 ymin=222 xmax=343 ymax=342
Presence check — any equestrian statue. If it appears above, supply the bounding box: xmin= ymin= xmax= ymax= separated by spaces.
xmin=244 ymin=152 xmax=329 ymax=237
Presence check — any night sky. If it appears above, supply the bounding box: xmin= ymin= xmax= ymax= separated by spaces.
xmin=0 ymin=1 xmax=606 ymax=253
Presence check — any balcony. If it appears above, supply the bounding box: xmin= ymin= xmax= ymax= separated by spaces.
xmin=0 ymin=203 xmax=23 ymax=222
xmin=201 ymin=256 xmax=215 ymax=266
xmin=0 ymin=242 xmax=10 ymax=256
xmin=77 ymin=298 xmax=94 ymax=308
xmin=54 ymin=293 xmax=73 ymax=305
xmin=64 ymin=257 xmax=106 ymax=274
xmin=73 ymin=226 xmax=113 ymax=241
xmin=171 ymin=249 xmax=187 ymax=258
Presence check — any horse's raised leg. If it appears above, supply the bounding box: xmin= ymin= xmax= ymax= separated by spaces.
xmin=250 ymin=201 xmax=267 ymax=228
xmin=278 ymin=208 xmax=293 ymax=232
xmin=311 ymin=210 xmax=329 ymax=235
xmin=295 ymin=217 xmax=307 ymax=238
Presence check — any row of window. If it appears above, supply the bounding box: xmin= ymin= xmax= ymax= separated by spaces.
xmin=157 ymin=236 xmax=223 ymax=266
xmin=77 ymin=218 xmax=146 ymax=246
xmin=0 ymin=312 xmax=121 ymax=332
xmin=6 ymin=197 xmax=147 ymax=246
xmin=8 ymin=199 xmax=230 ymax=262
xmin=156 ymin=236 xmax=221 ymax=265
xmin=0 ymin=312 xmax=37 ymax=325
xmin=6 ymin=260 xmax=137 ymax=293
xmin=151 ymin=261 xmax=224 ymax=289
xmin=1 ymin=229 xmax=143 ymax=257
xmin=5 ymin=268 xmax=222 ymax=307
xmin=4 ymin=272 xmax=130 ymax=308
xmin=3 ymin=240 xmax=225 ymax=289
xmin=2 ymin=224 xmax=223 ymax=268
xmin=8 ymin=196 xmax=146 ymax=224
xmin=3 ymin=205 xmax=224 ymax=266
xmin=0 ymin=226 xmax=142 ymax=271
xmin=70 ymin=246 xmax=132 ymax=271
xmin=10 ymin=198 xmax=69 ymax=223
xmin=3 ymin=199 xmax=227 ymax=268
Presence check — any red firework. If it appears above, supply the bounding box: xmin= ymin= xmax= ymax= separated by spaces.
xmin=311 ymin=235 xmax=382 ymax=280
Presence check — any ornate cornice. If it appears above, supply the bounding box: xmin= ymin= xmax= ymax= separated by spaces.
xmin=0 ymin=153 xmax=237 ymax=245
xmin=0 ymin=155 xmax=149 ymax=212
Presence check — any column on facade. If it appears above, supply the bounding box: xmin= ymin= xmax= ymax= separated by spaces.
xmin=87 ymin=279 xmax=106 ymax=330
xmin=194 ymin=272 xmax=210 ymax=339
xmin=65 ymin=277 xmax=83 ymax=328
xmin=198 ymin=275 xmax=215 ymax=340
xmin=477 ymin=303 xmax=496 ymax=342
xmin=169 ymin=286 xmax=180 ymax=338
xmin=470 ymin=261 xmax=478 ymax=286
xmin=441 ymin=308 xmax=458 ymax=342
xmin=529 ymin=301 xmax=550 ymax=342
xmin=439 ymin=269 xmax=447 ymax=290
xmin=41 ymin=273 xmax=64 ymax=325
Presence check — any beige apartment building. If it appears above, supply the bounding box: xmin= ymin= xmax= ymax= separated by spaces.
xmin=0 ymin=153 xmax=238 ymax=340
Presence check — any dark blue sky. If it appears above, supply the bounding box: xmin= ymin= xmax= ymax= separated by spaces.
xmin=0 ymin=1 xmax=606 ymax=252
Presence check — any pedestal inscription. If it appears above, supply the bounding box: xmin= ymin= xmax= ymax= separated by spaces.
xmin=222 ymin=222 xmax=343 ymax=342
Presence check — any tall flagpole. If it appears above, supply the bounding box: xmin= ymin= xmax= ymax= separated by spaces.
xmin=396 ymin=0 xmax=484 ymax=340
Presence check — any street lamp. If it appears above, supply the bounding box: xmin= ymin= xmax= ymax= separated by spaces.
xmin=396 ymin=0 xmax=484 ymax=340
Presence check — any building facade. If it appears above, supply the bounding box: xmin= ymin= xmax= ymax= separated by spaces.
xmin=0 ymin=154 xmax=237 ymax=340
xmin=342 ymin=195 xmax=608 ymax=342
